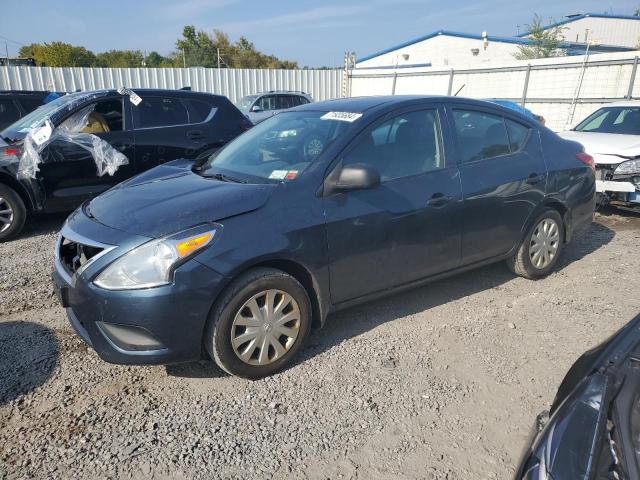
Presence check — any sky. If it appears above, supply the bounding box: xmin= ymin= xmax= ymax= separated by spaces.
xmin=1 ymin=0 xmax=638 ymax=67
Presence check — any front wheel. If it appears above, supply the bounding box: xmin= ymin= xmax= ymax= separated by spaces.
xmin=0 ymin=184 xmax=26 ymax=242
xmin=507 ymin=209 xmax=564 ymax=279
xmin=205 ymin=268 xmax=312 ymax=379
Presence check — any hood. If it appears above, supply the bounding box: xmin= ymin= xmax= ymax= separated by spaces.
xmin=558 ymin=131 xmax=640 ymax=164
xmin=87 ymin=160 xmax=274 ymax=238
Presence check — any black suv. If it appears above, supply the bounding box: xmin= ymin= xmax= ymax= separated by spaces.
xmin=0 ymin=90 xmax=54 ymax=131
xmin=0 ymin=88 xmax=251 ymax=240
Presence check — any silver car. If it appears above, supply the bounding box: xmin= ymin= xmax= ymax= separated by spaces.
xmin=236 ymin=91 xmax=313 ymax=124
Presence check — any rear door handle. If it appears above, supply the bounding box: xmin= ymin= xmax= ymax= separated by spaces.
xmin=427 ymin=192 xmax=452 ymax=207
xmin=112 ymin=143 xmax=131 ymax=152
xmin=526 ymin=173 xmax=543 ymax=185
xmin=187 ymin=130 xmax=204 ymax=140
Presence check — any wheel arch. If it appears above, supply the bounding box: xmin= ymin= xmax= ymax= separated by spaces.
xmin=539 ymin=198 xmax=571 ymax=243
xmin=210 ymin=257 xmax=327 ymax=332
xmin=0 ymin=172 xmax=34 ymax=211
xmin=248 ymin=259 xmax=325 ymax=330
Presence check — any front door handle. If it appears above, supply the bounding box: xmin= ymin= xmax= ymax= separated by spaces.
xmin=427 ymin=192 xmax=452 ymax=207
xmin=526 ymin=173 xmax=543 ymax=185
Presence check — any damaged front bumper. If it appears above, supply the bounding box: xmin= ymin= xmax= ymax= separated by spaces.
xmin=51 ymin=208 xmax=226 ymax=365
xmin=594 ymin=165 xmax=640 ymax=207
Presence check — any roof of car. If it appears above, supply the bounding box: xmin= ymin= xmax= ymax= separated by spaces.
xmin=0 ymin=90 xmax=52 ymax=96
xmin=601 ymin=100 xmax=640 ymax=107
xmin=55 ymin=88 xmax=227 ymax=100
xmin=294 ymin=95 xmax=521 ymax=115
xmin=294 ymin=95 xmax=436 ymax=113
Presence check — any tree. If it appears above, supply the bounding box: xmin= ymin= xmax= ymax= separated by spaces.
xmin=19 ymin=42 xmax=95 ymax=67
xmin=144 ymin=51 xmax=176 ymax=67
xmin=174 ymin=26 xmax=298 ymax=69
xmin=95 ymin=50 xmax=144 ymax=68
xmin=514 ymin=14 xmax=566 ymax=60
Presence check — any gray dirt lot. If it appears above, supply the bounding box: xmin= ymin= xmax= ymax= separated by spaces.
xmin=1 ymin=209 xmax=639 ymax=479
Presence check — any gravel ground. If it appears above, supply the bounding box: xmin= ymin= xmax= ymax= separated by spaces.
xmin=1 ymin=208 xmax=639 ymax=479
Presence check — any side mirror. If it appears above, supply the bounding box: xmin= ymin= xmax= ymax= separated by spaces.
xmin=330 ymin=164 xmax=380 ymax=194
xmin=251 ymin=105 xmax=263 ymax=113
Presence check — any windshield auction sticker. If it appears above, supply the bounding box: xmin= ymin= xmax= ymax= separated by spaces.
xmin=269 ymin=170 xmax=289 ymax=180
xmin=321 ymin=112 xmax=363 ymax=122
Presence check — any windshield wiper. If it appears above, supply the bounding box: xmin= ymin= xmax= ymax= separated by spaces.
xmin=202 ymin=172 xmax=247 ymax=184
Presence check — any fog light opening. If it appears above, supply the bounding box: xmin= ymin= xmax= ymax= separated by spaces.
xmin=96 ymin=322 xmax=165 ymax=352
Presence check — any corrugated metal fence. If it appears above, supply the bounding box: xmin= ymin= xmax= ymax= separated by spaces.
xmin=0 ymin=66 xmax=343 ymax=103
xmin=349 ymin=51 xmax=640 ymax=131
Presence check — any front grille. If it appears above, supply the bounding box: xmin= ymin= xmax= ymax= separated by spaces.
xmin=59 ymin=237 xmax=104 ymax=276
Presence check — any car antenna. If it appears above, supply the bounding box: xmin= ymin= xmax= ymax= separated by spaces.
xmin=454 ymin=84 xmax=466 ymax=96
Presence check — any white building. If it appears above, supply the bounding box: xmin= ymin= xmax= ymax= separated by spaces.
xmin=528 ymin=13 xmax=640 ymax=49
xmin=356 ymin=15 xmax=637 ymax=70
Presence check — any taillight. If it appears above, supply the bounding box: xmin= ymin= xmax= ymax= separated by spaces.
xmin=4 ymin=147 xmax=19 ymax=156
xmin=576 ymin=152 xmax=595 ymax=171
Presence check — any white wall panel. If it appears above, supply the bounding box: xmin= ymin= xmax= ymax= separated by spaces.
xmin=0 ymin=67 xmax=343 ymax=103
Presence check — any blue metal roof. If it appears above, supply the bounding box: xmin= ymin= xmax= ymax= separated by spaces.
xmin=356 ymin=28 xmax=634 ymax=65
xmin=516 ymin=13 xmax=640 ymax=37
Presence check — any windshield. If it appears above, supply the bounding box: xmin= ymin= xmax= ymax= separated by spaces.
xmin=1 ymin=93 xmax=80 ymax=140
xmin=574 ymin=106 xmax=640 ymax=135
xmin=236 ymin=95 xmax=258 ymax=111
xmin=201 ymin=111 xmax=354 ymax=183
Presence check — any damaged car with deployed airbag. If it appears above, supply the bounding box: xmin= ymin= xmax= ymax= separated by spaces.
xmin=516 ymin=312 xmax=640 ymax=479
xmin=0 ymin=88 xmax=251 ymax=240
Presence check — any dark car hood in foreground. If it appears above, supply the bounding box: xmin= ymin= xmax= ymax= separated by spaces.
xmin=88 ymin=160 xmax=274 ymax=238
xmin=551 ymin=312 xmax=640 ymax=413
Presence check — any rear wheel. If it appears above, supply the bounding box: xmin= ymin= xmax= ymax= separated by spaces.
xmin=205 ymin=268 xmax=312 ymax=379
xmin=507 ymin=208 xmax=564 ymax=279
xmin=0 ymin=184 xmax=26 ymax=242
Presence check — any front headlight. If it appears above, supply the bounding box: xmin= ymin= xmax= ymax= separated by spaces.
xmin=94 ymin=224 xmax=220 ymax=290
xmin=614 ymin=158 xmax=640 ymax=175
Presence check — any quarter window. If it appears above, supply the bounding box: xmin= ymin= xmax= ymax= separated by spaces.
xmin=132 ymin=96 xmax=189 ymax=129
xmin=453 ymin=110 xmax=510 ymax=162
xmin=506 ymin=119 xmax=531 ymax=151
xmin=343 ymin=109 xmax=444 ymax=182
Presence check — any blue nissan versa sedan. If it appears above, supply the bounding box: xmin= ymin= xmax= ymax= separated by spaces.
xmin=52 ymin=96 xmax=596 ymax=379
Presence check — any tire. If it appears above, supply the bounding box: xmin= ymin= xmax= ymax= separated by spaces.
xmin=205 ymin=267 xmax=312 ymax=379
xmin=0 ymin=184 xmax=27 ymax=242
xmin=507 ymin=208 xmax=564 ymax=280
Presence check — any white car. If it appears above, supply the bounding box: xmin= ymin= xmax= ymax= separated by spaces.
xmin=559 ymin=101 xmax=640 ymax=209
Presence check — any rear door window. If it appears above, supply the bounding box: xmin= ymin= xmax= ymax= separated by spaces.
xmin=132 ymin=96 xmax=189 ymax=129
xmin=452 ymin=109 xmax=510 ymax=162
xmin=185 ymin=98 xmax=217 ymax=124
xmin=274 ymin=96 xmax=292 ymax=110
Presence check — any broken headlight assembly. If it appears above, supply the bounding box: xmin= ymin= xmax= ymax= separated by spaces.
xmin=519 ymin=373 xmax=609 ymax=480
xmin=94 ymin=224 xmax=220 ymax=290
xmin=614 ymin=159 xmax=640 ymax=175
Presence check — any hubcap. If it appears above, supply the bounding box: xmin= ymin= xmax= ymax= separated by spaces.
xmin=529 ymin=218 xmax=560 ymax=269
xmin=230 ymin=289 xmax=301 ymax=366
xmin=0 ymin=197 xmax=14 ymax=233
